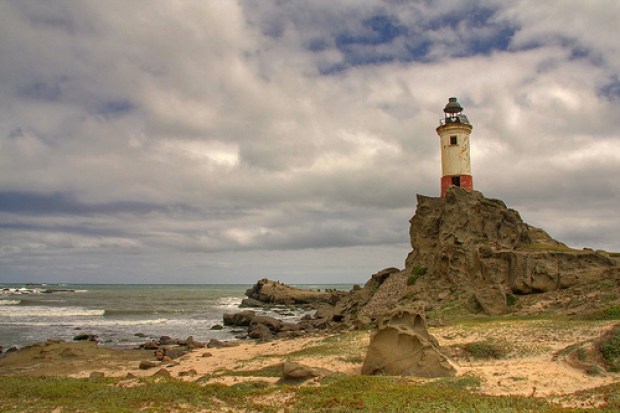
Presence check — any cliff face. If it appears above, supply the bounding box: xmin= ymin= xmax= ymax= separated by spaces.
xmin=401 ymin=187 xmax=619 ymax=315
xmin=316 ymin=187 xmax=619 ymax=323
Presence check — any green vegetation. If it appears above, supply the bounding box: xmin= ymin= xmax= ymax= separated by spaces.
xmin=224 ymin=363 xmax=283 ymax=377
xmin=3 ymin=375 xmax=618 ymax=412
xmin=579 ymin=305 xmax=620 ymax=321
xmin=599 ymin=324 xmax=620 ymax=372
xmin=506 ymin=294 xmax=517 ymax=306
xmin=408 ymin=265 xmax=427 ymax=285
xmin=463 ymin=339 xmax=511 ymax=360
xmin=480 ymin=197 xmax=505 ymax=208
xmin=0 ymin=375 xmax=275 ymax=412
xmin=0 ymin=374 xmax=618 ymax=412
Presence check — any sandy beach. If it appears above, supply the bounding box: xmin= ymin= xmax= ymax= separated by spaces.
xmin=2 ymin=318 xmax=618 ymax=410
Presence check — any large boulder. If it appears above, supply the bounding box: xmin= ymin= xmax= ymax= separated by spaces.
xmin=473 ymin=285 xmax=508 ymax=315
xmin=362 ymin=308 xmax=455 ymax=377
xmin=223 ymin=310 xmax=256 ymax=327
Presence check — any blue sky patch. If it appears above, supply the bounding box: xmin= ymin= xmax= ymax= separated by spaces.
xmin=96 ymin=99 xmax=135 ymax=118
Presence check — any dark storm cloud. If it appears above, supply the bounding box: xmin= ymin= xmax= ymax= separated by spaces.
xmin=0 ymin=191 xmax=195 ymax=216
xmin=1 ymin=0 xmax=619 ymax=283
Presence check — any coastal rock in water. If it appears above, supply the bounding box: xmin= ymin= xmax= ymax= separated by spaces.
xmin=223 ymin=310 xmax=256 ymax=327
xmin=159 ymin=336 xmax=175 ymax=346
xmin=240 ymin=298 xmax=263 ymax=307
xmin=249 ymin=315 xmax=283 ymax=331
xmin=73 ymin=334 xmax=98 ymax=342
xmin=245 ymin=279 xmax=339 ymax=306
xmin=362 ymin=308 xmax=455 ymax=377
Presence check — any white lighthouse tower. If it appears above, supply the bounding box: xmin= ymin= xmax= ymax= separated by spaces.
xmin=436 ymin=97 xmax=473 ymax=197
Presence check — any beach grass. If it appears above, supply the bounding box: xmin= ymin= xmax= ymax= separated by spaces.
xmin=1 ymin=375 xmax=618 ymax=412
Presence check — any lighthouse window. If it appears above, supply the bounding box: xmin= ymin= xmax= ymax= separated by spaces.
xmin=450 ymin=136 xmax=458 ymax=145
xmin=451 ymin=176 xmax=461 ymax=187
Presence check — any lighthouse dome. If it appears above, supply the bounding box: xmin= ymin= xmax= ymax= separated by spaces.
xmin=443 ymin=97 xmax=463 ymax=114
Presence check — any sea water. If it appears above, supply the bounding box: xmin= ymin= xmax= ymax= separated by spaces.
xmin=0 ymin=283 xmax=353 ymax=350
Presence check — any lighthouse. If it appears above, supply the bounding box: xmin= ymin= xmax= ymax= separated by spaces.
xmin=436 ymin=97 xmax=473 ymax=197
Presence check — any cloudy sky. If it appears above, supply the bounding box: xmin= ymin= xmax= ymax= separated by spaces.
xmin=1 ymin=1 xmax=619 ymax=284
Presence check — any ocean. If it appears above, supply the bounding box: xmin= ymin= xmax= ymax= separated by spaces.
xmin=0 ymin=283 xmax=353 ymax=350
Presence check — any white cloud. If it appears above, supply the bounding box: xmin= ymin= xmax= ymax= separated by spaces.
xmin=1 ymin=0 xmax=619 ymax=283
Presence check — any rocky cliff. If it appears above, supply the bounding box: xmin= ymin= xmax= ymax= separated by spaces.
xmin=316 ymin=186 xmax=620 ymax=324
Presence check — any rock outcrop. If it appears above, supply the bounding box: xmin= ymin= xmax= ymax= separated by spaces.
xmin=312 ymin=186 xmax=619 ymax=323
xmin=361 ymin=308 xmax=455 ymax=377
xmin=245 ymin=279 xmax=343 ymax=306
xmin=403 ymin=187 xmax=618 ymax=313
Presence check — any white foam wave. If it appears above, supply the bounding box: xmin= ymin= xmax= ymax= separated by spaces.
xmin=0 ymin=306 xmax=105 ymax=317
xmin=0 ymin=318 xmax=174 ymax=327
xmin=0 ymin=288 xmax=44 ymax=295
xmin=215 ymin=296 xmax=242 ymax=309
xmin=0 ymin=300 xmax=21 ymax=305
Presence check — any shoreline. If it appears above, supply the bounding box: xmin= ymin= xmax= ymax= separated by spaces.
xmin=1 ymin=318 xmax=618 ymax=409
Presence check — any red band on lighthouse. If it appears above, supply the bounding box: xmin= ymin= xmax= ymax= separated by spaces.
xmin=441 ymin=175 xmax=473 ymax=197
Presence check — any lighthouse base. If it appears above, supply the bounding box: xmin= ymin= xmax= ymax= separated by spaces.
xmin=441 ymin=175 xmax=473 ymax=197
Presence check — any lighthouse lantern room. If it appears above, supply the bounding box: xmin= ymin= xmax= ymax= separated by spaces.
xmin=436 ymin=97 xmax=473 ymax=197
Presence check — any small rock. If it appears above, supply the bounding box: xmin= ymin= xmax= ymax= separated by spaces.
xmin=73 ymin=334 xmax=97 ymax=342
xmin=210 ymin=324 xmax=224 ymax=330
xmin=201 ymin=352 xmax=213 ymax=358
xmin=142 ymin=341 xmax=160 ymax=350
xmin=279 ymin=361 xmax=334 ymax=384
xmin=186 ymin=336 xmax=205 ymax=349
xmin=139 ymin=360 xmax=161 ymax=370
xmin=153 ymin=368 xmax=171 ymax=377
xmin=207 ymin=339 xmax=224 ymax=348
xmin=89 ymin=371 xmax=105 ymax=379
xmin=164 ymin=348 xmax=186 ymax=359
xmin=159 ymin=336 xmax=174 ymax=345
xmin=178 ymin=369 xmax=198 ymax=377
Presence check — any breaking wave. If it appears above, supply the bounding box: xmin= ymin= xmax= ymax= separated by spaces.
xmin=0 ymin=306 xmax=105 ymax=317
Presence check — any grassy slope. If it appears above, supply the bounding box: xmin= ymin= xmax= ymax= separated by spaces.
xmin=0 ymin=374 xmax=618 ymax=412
xmin=1 ymin=318 xmax=619 ymax=412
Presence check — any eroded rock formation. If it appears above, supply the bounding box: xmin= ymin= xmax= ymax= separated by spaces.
xmin=311 ymin=187 xmax=619 ymax=324
xmin=403 ymin=187 xmax=619 ymax=312
xmin=361 ymin=308 xmax=455 ymax=377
